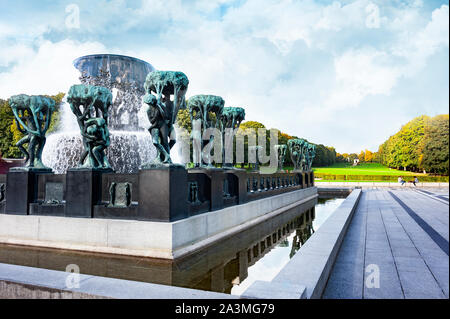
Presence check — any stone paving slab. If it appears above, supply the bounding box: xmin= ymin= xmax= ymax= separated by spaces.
xmin=323 ymin=188 xmax=449 ymax=299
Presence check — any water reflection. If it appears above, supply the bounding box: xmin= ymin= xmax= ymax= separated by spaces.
xmin=0 ymin=197 xmax=344 ymax=295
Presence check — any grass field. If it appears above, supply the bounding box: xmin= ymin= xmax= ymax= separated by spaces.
xmin=313 ymin=163 xmax=425 ymax=176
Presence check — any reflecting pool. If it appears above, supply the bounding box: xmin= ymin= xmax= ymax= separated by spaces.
xmin=0 ymin=197 xmax=345 ymax=295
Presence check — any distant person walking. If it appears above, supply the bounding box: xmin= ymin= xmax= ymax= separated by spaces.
xmin=412 ymin=176 xmax=419 ymax=187
xmin=398 ymin=176 xmax=406 ymax=186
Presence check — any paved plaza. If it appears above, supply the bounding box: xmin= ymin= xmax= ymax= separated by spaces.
xmin=323 ymin=187 xmax=449 ymax=299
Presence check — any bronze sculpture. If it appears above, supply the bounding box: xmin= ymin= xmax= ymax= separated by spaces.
xmin=141 ymin=71 xmax=189 ymax=167
xmin=67 ymin=84 xmax=113 ymax=170
xmin=8 ymin=94 xmax=55 ymax=171
xmin=188 ymin=95 xmax=224 ymax=168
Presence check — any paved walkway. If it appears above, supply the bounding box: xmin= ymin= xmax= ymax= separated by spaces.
xmin=323 ymin=188 xmax=449 ymax=299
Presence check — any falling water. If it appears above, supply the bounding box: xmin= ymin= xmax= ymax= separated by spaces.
xmin=43 ymin=99 xmax=158 ymax=174
xmin=42 ymin=54 xmax=160 ymax=173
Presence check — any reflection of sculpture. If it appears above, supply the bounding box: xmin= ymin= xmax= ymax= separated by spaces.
xmin=67 ymin=84 xmax=113 ymax=170
xmin=188 ymin=95 xmax=224 ymax=168
xmin=9 ymin=94 xmax=55 ymax=170
xmin=287 ymin=139 xmax=306 ymax=172
xmin=274 ymin=145 xmax=287 ymax=172
xmin=289 ymin=211 xmax=314 ymax=258
xmin=142 ymin=71 xmax=189 ymax=166
xmin=220 ymin=107 xmax=246 ymax=168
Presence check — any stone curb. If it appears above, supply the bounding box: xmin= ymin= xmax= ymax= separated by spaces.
xmin=0 ymin=263 xmax=235 ymax=299
xmin=242 ymin=188 xmax=362 ymax=299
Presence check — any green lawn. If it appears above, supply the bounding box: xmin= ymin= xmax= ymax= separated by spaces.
xmin=313 ymin=163 xmax=425 ymax=176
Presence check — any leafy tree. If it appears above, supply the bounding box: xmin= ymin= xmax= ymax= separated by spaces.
xmin=348 ymin=153 xmax=358 ymax=162
xmin=0 ymin=99 xmax=19 ymax=158
xmin=372 ymin=151 xmax=381 ymax=163
xmin=358 ymin=151 xmax=365 ymax=163
xmin=364 ymin=149 xmax=374 ymax=162
xmin=239 ymin=121 xmax=266 ymax=130
xmin=176 ymin=108 xmax=191 ymax=132
xmin=419 ymin=114 xmax=449 ymax=174
xmin=377 ymin=114 xmax=448 ymax=175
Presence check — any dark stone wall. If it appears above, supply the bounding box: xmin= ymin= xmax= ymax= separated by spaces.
xmin=1 ymin=168 xmax=315 ymax=222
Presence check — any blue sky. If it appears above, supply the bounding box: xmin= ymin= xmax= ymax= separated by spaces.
xmin=0 ymin=0 xmax=448 ymax=153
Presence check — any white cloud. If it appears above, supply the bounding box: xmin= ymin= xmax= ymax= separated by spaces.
xmin=325 ymin=49 xmax=400 ymax=109
xmin=0 ymin=39 xmax=106 ymax=98
xmin=0 ymin=1 xmax=448 ymax=153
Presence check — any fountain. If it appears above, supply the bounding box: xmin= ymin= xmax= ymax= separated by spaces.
xmin=43 ymin=54 xmax=157 ymax=173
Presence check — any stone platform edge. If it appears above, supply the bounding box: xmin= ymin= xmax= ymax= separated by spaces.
xmin=0 ymin=187 xmax=318 ymax=260
xmin=0 ymin=263 xmax=235 ymax=299
xmin=242 ymin=188 xmax=362 ymax=299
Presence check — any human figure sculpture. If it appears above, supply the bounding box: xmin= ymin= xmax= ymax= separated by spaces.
xmin=8 ymin=94 xmax=55 ymax=170
xmin=221 ymin=107 xmax=245 ymax=131
xmin=274 ymin=144 xmax=287 ymax=172
xmin=191 ymin=111 xmax=203 ymax=168
xmin=144 ymin=94 xmax=172 ymax=164
xmin=82 ymin=118 xmax=111 ymax=168
xmin=248 ymin=145 xmax=263 ymax=171
xmin=306 ymin=144 xmax=316 ymax=171
xmin=188 ymin=95 xmax=224 ymax=168
xmin=300 ymin=142 xmax=309 ymax=172
xmin=220 ymin=107 xmax=246 ymax=168
xmin=67 ymin=84 xmax=113 ymax=170
xmin=125 ymin=182 xmax=131 ymax=207
xmin=109 ymin=182 xmax=117 ymax=207
xmin=288 ymin=138 xmax=306 ymax=172
xmin=141 ymin=71 xmax=189 ymax=167
xmin=188 ymin=182 xmax=200 ymax=204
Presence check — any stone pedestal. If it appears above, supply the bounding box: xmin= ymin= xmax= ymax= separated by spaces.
xmin=138 ymin=165 xmax=188 ymax=222
xmin=304 ymin=172 xmax=310 ymax=187
xmin=295 ymin=172 xmax=306 ymax=189
xmin=65 ymin=168 xmax=109 ymax=218
xmin=5 ymin=169 xmax=51 ymax=215
xmin=189 ymin=168 xmax=224 ymax=211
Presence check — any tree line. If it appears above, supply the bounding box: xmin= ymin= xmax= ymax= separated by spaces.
xmin=338 ymin=115 xmax=449 ymax=175
xmin=377 ymin=114 xmax=449 ymax=175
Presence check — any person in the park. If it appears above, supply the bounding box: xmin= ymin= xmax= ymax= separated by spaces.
xmin=398 ymin=176 xmax=406 ymax=186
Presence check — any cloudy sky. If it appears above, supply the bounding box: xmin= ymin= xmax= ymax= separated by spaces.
xmin=0 ymin=0 xmax=448 ymax=153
